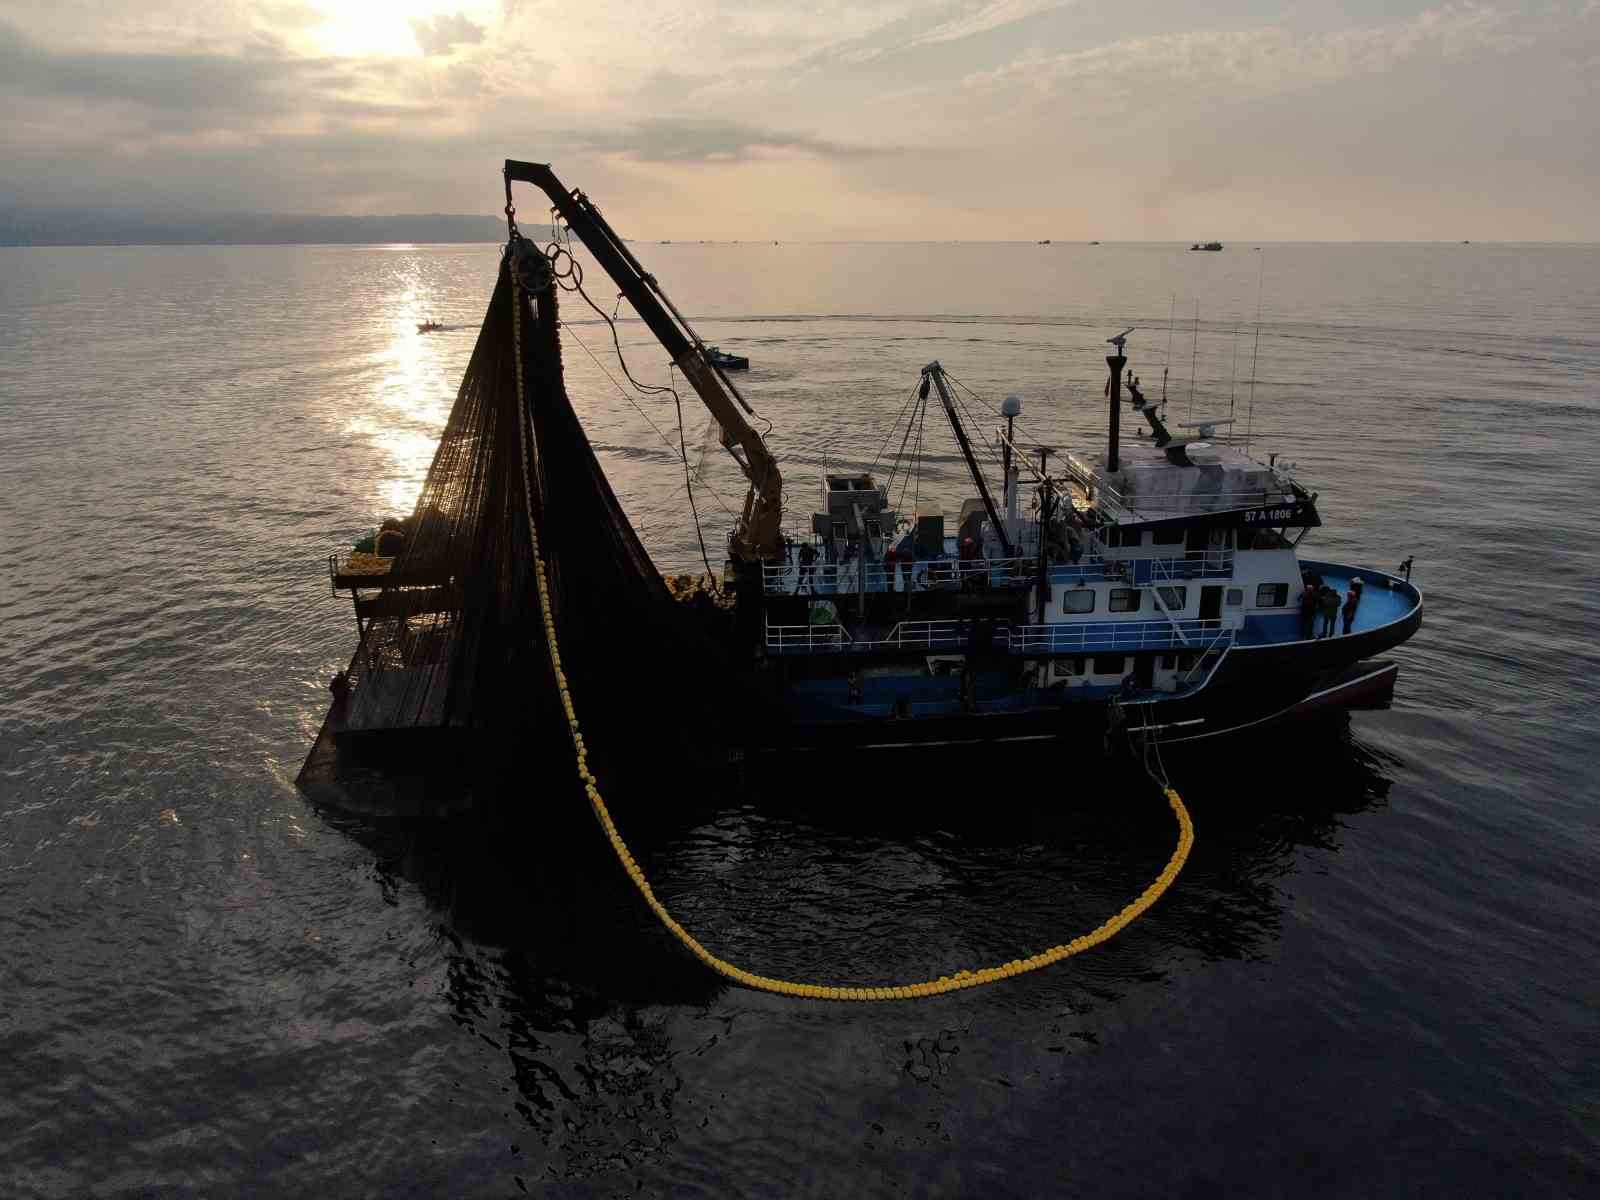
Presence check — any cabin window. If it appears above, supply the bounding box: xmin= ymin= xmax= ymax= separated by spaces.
xmin=832 ymin=521 xmax=847 ymax=540
xmin=1225 ymin=588 xmax=1244 ymax=606
xmin=1092 ymin=655 xmax=1126 ymax=675
xmin=1159 ymin=653 xmax=1178 ymax=670
xmin=1156 ymin=586 xmax=1188 ymax=610
xmin=1109 ymin=588 xmax=1141 ymax=613
xmin=1152 ymin=527 xmax=1185 ymax=545
xmin=865 ymin=519 xmax=881 ymax=538
xmin=1060 ymin=588 xmax=1095 ymax=614
xmin=1255 ymin=582 xmax=1289 ymax=607
xmin=1052 ymin=657 xmax=1089 ymax=679
xmin=1103 ymin=527 xmax=1119 ymax=547
xmin=1122 ymin=529 xmax=1144 ymax=547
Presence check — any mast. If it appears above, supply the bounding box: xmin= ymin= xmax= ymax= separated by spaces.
xmin=921 ymin=362 xmax=1015 ymax=557
xmin=502 ymin=159 xmax=783 ymax=563
xmin=1106 ymin=329 xmax=1132 ymax=472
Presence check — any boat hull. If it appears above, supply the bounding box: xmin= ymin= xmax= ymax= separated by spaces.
xmin=746 ymin=561 xmax=1422 ymax=753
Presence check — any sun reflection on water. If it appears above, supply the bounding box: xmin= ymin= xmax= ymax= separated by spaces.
xmin=347 ymin=274 xmax=457 ymax=517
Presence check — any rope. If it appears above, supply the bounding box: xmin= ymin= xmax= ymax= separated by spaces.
xmin=508 ymin=251 xmax=1193 ymax=1001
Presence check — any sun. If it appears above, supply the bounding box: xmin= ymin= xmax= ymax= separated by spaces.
xmin=305 ymin=1 xmax=494 ymax=59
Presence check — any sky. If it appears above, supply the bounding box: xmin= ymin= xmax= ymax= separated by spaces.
xmin=1 ymin=0 xmax=1596 ymax=240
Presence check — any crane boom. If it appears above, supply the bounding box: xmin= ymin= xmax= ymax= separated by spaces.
xmin=503 ymin=159 xmax=783 ymax=563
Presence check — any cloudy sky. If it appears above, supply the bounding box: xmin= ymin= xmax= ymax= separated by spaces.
xmin=1 ymin=1 xmax=1596 ymax=239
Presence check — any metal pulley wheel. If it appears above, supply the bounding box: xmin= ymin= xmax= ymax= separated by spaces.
xmin=511 ymin=237 xmax=554 ymax=293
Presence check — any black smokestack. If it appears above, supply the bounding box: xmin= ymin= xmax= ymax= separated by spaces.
xmin=1106 ymin=353 xmax=1126 ymax=472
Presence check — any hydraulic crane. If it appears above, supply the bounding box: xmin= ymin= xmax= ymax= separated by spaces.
xmin=503 ymin=160 xmax=784 ymax=564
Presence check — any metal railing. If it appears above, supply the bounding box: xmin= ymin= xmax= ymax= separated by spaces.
xmin=765 ymin=623 xmax=853 ymax=651
xmin=1059 ymin=451 xmax=1296 ymax=523
xmin=764 ymin=618 xmax=1008 ymax=653
xmin=1003 ymin=619 xmax=1232 ymax=654
xmin=762 ymin=554 xmax=1115 ymax=596
xmin=1140 ymin=549 xmax=1235 ymax=583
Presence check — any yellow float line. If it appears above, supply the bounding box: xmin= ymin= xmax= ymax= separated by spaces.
xmin=509 ymin=263 xmax=1193 ymax=1000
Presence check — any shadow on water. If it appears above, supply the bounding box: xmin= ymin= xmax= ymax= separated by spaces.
xmin=304 ymin=714 xmax=1400 ymax=1182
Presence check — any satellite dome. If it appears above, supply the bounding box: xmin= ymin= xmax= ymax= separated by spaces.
xmin=1001 ymin=394 xmax=1023 ymax=417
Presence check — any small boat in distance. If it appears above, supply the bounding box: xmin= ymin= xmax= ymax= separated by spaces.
xmin=1190 ymin=242 xmax=1224 ymax=252
xmin=1038 ymin=239 xmax=1052 ymax=245
xmin=708 ymin=346 xmax=749 ymax=371
xmin=416 ymin=319 xmax=443 ymax=333
xmin=1089 ymin=240 xmax=1101 ymax=245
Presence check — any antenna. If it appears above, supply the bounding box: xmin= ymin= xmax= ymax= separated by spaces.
xmin=1229 ymin=320 xmax=1240 ymax=425
xmin=1188 ymin=299 xmax=1199 ymax=421
xmin=1163 ymin=294 xmax=1175 ymax=405
xmin=1246 ymin=252 xmax=1264 ymax=456
xmin=1107 ymin=327 xmax=1134 ymax=353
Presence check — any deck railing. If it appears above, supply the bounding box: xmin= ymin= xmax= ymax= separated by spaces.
xmin=1002 ymin=619 xmax=1232 ymax=654
xmin=1140 ymin=549 xmax=1235 ymax=583
xmin=762 ymin=555 xmax=1114 ymax=597
xmin=765 ymin=623 xmax=853 ymax=652
xmin=766 ymin=616 xmax=1232 ymax=656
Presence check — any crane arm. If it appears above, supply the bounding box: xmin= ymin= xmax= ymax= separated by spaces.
xmin=503 ymin=159 xmax=783 ymax=563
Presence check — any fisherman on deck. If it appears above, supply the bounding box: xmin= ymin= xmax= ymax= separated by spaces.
xmin=797 ymin=542 xmax=817 ymax=593
xmin=1299 ymin=577 xmax=1320 ymax=639
xmin=893 ymin=528 xmax=917 ymax=591
xmin=1342 ymin=578 xmax=1364 ymax=635
xmin=1317 ymin=586 xmax=1340 ymax=639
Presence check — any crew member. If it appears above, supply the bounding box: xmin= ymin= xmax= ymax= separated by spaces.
xmin=797 ymin=542 xmax=817 ymax=594
xmin=1341 ymin=578 xmax=1364 ymax=635
xmin=1317 ymin=585 xmax=1340 ymax=639
xmin=1299 ymin=577 xmax=1319 ymax=639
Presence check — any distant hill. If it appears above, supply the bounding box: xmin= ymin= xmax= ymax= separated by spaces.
xmin=0 ymin=207 xmax=506 ymax=247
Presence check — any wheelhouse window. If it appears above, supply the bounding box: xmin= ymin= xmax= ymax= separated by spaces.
xmin=1060 ymin=588 xmax=1095 ymax=614
xmin=1255 ymin=582 xmax=1289 ymax=607
xmin=1156 ymin=586 xmax=1187 ymax=610
xmin=1109 ymin=588 xmax=1141 ymax=613
xmin=1092 ymin=654 xmax=1126 ymax=675
xmin=1152 ymin=526 xmax=1185 ymax=545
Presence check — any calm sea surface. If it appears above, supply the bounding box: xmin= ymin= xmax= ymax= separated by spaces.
xmin=2 ymin=241 xmax=1598 ymax=1197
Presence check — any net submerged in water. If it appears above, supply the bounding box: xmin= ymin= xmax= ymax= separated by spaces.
xmin=299 ymin=254 xmax=755 ymax=799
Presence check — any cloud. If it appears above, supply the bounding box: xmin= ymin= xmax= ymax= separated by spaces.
xmin=963 ymin=4 xmax=1532 ymax=99
xmin=411 ymin=11 xmax=486 ymax=57
xmin=577 ymin=118 xmax=888 ymax=162
xmin=911 ymin=0 xmax=1070 ymax=47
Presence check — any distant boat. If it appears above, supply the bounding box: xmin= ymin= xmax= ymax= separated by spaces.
xmin=707 ymin=346 xmax=749 ymax=371
xmin=1190 ymin=242 xmax=1223 ymax=252
xmin=1037 ymin=239 xmax=1052 ymax=245
xmin=416 ymin=320 xmax=443 ymax=333
xmin=1089 ymin=240 xmax=1100 ymax=245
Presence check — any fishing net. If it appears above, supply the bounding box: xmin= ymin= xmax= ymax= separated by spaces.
xmin=300 ymin=248 xmax=756 ymax=794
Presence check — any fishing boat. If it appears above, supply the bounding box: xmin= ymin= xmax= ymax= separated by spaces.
xmin=707 ymin=347 xmax=749 ymax=371
xmin=417 ymin=319 xmax=443 ymax=333
xmin=1190 ymin=242 xmax=1223 ymax=252
xmin=306 ymin=160 xmax=1421 ymax=787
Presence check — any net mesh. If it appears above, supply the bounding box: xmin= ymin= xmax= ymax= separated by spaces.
xmin=328 ymin=250 xmax=752 ymax=755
